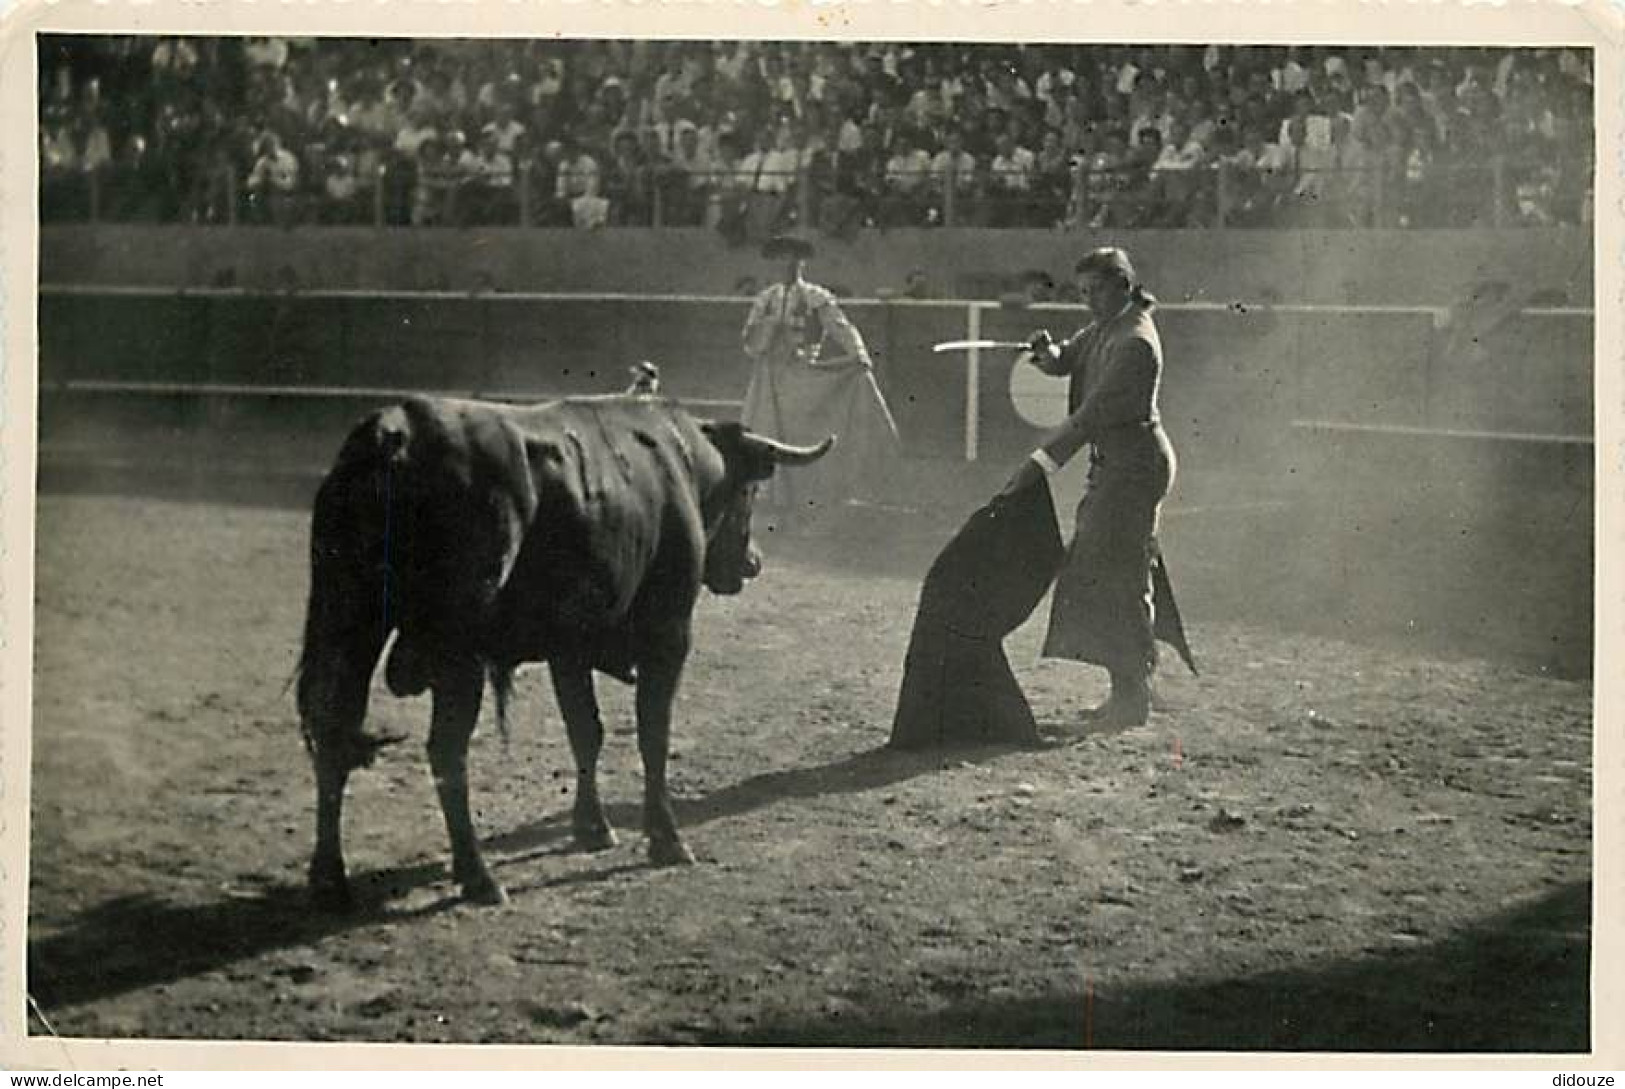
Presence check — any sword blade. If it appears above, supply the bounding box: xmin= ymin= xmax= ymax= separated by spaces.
xmin=931 ymin=339 xmax=1030 ymax=354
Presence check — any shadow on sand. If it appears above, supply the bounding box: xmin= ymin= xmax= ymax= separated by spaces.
xmin=484 ymin=740 xmax=1037 ymax=857
xmin=696 ymin=880 xmax=1592 ymax=1052
xmin=27 ymin=742 xmax=1025 ymax=1017
xmin=27 ymin=859 xmax=454 ymax=1016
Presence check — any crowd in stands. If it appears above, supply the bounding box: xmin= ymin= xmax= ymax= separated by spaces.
xmin=39 ymin=38 xmax=1595 ymax=234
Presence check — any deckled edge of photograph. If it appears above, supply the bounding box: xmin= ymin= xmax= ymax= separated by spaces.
xmin=0 ymin=0 xmax=1620 ymax=1072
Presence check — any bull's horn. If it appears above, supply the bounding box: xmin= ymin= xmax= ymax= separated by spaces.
xmin=756 ymin=433 xmax=837 ymax=465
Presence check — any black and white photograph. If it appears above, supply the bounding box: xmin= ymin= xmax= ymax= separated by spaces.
xmin=3 ymin=7 xmax=1620 ymax=1064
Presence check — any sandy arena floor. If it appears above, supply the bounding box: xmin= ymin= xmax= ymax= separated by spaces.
xmin=25 ymin=493 xmax=1592 ymax=1050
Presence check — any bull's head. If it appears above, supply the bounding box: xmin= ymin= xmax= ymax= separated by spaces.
xmin=699 ymin=422 xmax=836 ymax=595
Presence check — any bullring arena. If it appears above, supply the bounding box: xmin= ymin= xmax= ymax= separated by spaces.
xmin=22 ymin=37 xmax=1598 ymax=1053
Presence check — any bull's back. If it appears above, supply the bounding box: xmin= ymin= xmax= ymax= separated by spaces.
xmin=358 ymin=395 xmax=710 ymax=665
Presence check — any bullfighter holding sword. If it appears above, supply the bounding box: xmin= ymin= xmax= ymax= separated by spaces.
xmin=894 ymin=246 xmax=1194 ymax=747
xmin=1003 ymin=245 xmax=1189 ymax=727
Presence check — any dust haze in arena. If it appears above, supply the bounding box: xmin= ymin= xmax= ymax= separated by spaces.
xmin=16 ymin=31 xmax=1602 ymax=1060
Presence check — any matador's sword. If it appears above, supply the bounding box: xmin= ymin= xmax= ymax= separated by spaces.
xmin=931 ymin=339 xmax=1032 ymax=354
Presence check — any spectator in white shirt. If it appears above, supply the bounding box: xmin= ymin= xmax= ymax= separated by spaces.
xmin=715 ymin=41 xmax=752 ymax=85
xmin=989 ymin=131 xmax=1037 ymax=226
xmin=556 ymin=140 xmax=600 ymax=200
xmin=1148 ymin=118 xmax=1208 ymax=225
xmin=78 ymin=116 xmax=113 ymax=174
xmin=151 ymin=37 xmax=200 ymax=88
xmin=1152 ymin=118 xmax=1205 ymax=174
xmin=530 ymin=57 xmax=565 ymax=106
xmin=984 ymin=62 xmax=1032 ymax=114
xmin=929 ymin=129 xmax=978 ymax=209
xmin=660 ymin=120 xmax=717 ymax=226
xmin=1128 ymin=90 xmax=1175 ymax=148
xmin=1034 ymin=61 xmax=1076 ymax=106
xmin=247 ymin=132 xmax=300 ymax=225
xmin=445 ymin=130 xmax=481 ymax=183
xmin=885 ymin=134 xmax=931 ymax=193
xmin=394 ymin=105 xmax=440 ymax=160
xmin=1255 ymin=130 xmax=1296 ymax=177
xmin=245 ymin=37 xmax=290 ymax=71
xmin=1069 ymin=127 xmax=1128 ymax=229
xmin=836 ymin=110 xmax=866 ymax=154
xmin=902 ymin=89 xmax=939 ymax=132
xmin=556 ymin=138 xmax=608 ymax=229
xmin=473 ymin=129 xmax=516 ymax=222
xmin=990 ymin=131 xmax=1036 ymax=191
xmin=1114 ymin=58 xmax=1140 ymax=97
xmin=652 ymin=59 xmax=692 ymax=119
xmin=1293 ymin=114 xmax=1337 ymax=197
xmin=758 ymin=124 xmax=804 ymax=195
xmin=668 ymin=119 xmax=710 ymax=177
xmin=322 ymin=138 xmax=363 ymax=224
xmin=883 ymin=132 xmax=932 ymax=224
xmin=1274 ymin=48 xmax=1311 ymax=95
xmin=733 ymin=128 xmax=770 ymax=194
xmin=1276 ymin=94 xmax=1326 ymax=152
xmin=348 ymin=82 xmax=396 ymax=144
xmin=39 ymin=117 xmax=82 ymax=218
xmin=483 ymin=102 xmax=526 ymax=156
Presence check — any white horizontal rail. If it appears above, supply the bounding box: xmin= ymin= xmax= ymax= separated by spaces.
xmin=1291 ymin=418 xmax=1593 ymax=446
xmin=35 ymin=283 xmax=1593 ymax=318
xmin=47 ymin=378 xmax=744 ymax=411
xmin=37 ymin=284 xmax=756 ymax=306
xmin=1018 ymin=299 xmax=1593 ymax=319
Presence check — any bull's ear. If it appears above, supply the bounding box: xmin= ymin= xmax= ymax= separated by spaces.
xmin=701 ymin=420 xmax=772 ymax=480
xmin=699 ymin=419 xmax=744 ymax=456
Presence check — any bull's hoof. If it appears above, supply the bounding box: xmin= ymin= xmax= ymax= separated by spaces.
xmin=648 ymin=837 xmax=697 ymax=867
xmin=573 ymin=825 xmax=620 ymax=853
xmin=308 ymin=865 xmax=355 ymax=914
xmin=459 ymin=872 xmax=510 ymax=907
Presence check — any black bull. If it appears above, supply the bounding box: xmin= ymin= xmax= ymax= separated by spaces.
xmin=296 ymin=395 xmax=833 ymax=910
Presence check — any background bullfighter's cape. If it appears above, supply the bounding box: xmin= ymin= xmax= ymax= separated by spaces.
xmin=889 ymin=477 xmax=1197 ymax=750
xmin=740 ymin=360 xmax=900 ymax=516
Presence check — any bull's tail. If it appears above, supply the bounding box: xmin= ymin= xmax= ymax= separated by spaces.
xmin=296 ymin=408 xmax=413 ymax=771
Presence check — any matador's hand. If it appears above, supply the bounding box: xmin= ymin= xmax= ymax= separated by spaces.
xmin=999 ymin=456 xmax=1044 ymax=499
